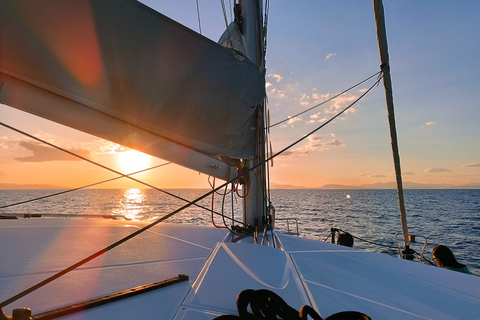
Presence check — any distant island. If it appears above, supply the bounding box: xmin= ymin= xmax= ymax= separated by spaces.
xmin=1 ymin=181 xmax=480 ymax=190
xmin=270 ymin=181 xmax=480 ymax=190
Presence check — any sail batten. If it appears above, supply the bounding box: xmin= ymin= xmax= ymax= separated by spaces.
xmin=0 ymin=0 xmax=266 ymax=176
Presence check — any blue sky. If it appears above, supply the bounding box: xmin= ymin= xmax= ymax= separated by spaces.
xmin=1 ymin=1 xmax=479 ymax=189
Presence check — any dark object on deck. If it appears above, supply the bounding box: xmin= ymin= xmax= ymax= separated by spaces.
xmin=31 ymin=274 xmax=189 ymax=320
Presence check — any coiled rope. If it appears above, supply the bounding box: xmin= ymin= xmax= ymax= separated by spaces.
xmin=213 ymin=289 xmax=371 ymax=320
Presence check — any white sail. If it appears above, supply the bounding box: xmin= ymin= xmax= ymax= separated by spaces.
xmin=0 ymin=0 xmax=266 ymax=179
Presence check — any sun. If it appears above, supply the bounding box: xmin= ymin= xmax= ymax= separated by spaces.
xmin=118 ymin=149 xmax=151 ymax=174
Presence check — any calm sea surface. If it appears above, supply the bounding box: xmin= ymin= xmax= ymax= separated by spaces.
xmin=1 ymin=189 xmax=479 ymax=276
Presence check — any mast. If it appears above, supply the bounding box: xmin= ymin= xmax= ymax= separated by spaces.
xmin=236 ymin=0 xmax=268 ymax=231
xmin=373 ymin=0 xmax=413 ymax=259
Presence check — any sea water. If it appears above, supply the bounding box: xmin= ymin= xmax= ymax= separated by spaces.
xmin=1 ymin=188 xmax=479 ymax=276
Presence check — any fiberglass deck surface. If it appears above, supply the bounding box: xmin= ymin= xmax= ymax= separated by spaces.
xmin=0 ymin=219 xmax=228 ymax=319
xmin=277 ymin=233 xmax=480 ymax=320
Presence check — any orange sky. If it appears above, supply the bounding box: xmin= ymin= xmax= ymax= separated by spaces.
xmin=1 ymin=103 xmax=479 ymax=190
xmin=1 ymin=1 xmax=479 ymax=190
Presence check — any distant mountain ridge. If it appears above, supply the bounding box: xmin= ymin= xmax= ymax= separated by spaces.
xmin=1 ymin=182 xmax=480 ymax=190
xmin=270 ymin=181 xmax=480 ymax=189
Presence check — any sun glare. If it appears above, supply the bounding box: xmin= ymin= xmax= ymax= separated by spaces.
xmin=118 ymin=150 xmax=151 ymax=174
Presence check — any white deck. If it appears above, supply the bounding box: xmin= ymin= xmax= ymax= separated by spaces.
xmin=1 ymin=218 xmax=479 ymax=319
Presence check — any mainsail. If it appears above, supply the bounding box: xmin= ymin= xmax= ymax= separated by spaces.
xmin=0 ymin=0 xmax=266 ymax=180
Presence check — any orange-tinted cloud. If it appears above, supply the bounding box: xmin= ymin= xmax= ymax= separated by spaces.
xmin=15 ymin=141 xmax=91 ymax=162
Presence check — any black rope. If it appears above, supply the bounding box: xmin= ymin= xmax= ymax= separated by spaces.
xmin=213 ymin=289 xmax=371 ymax=319
xmin=269 ymin=71 xmax=382 ymax=128
xmin=0 ymin=163 xmax=170 ymax=209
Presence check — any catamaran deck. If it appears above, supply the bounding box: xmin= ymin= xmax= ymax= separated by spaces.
xmin=1 ymin=218 xmax=479 ymax=319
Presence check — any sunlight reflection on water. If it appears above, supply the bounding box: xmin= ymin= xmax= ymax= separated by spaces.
xmin=113 ymin=188 xmax=151 ymax=221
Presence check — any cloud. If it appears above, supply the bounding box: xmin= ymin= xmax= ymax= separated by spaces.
xmin=275 ymin=135 xmax=343 ymax=157
xmin=403 ymin=171 xmax=415 ymax=175
xmin=420 ymin=121 xmax=436 ymax=128
xmin=312 ymin=93 xmax=329 ymax=101
xmin=358 ymin=173 xmax=385 ymax=178
xmin=298 ymin=92 xmax=357 ymax=124
xmin=290 ymin=134 xmax=344 ymax=156
xmin=325 ymin=53 xmax=335 ymax=60
xmin=299 ymin=93 xmax=311 ymax=106
xmin=15 ymin=141 xmax=91 ymax=162
xmin=324 ymin=95 xmax=357 ymax=115
xmin=268 ymin=73 xmax=283 ymax=83
xmin=286 ymin=116 xmax=302 ymax=125
xmin=462 ymin=163 xmax=480 ymax=168
xmin=275 ymin=150 xmax=295 ymax=158
xmin=327 ymin=139 xmax=344 ymax=147
xmin=424 ymin=168 xmax=451 ymax=173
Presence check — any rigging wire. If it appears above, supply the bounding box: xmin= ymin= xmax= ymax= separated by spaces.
xmin=220 ymin=0 xmax=230 ymax=29
xmin=325 ymin=228 xmax=397 ymax=249
xmin=0 ymin=144 xmax=268 ymax=308
xmin=230 ymin=183 xmax=236 ymax=228
xmin=208 ymin=175 xmax=233 ymax=196
xmin=0 ymin=163 xmax=170 ymax=210
xmin=269 ymin=71 xmax=382 ymax=128
xmin=412 ymin=249 xmax=435 ymax=266
xmin=210 ymin=177 xmax=227 ymax=228
xmin=0 ymin=122 xmax=244 ymax=226
xmin=325 ymin=228 xmax=436 ymax=266
xmin=0 ymin=68 xmax=383 ymax=309
xmin=221 ymin=183 xmax=235 ymax=232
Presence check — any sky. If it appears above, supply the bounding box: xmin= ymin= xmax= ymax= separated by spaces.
xmin=1 ymin=0 xmax=479 ymax=189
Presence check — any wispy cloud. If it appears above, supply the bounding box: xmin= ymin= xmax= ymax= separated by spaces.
xmin=358 ymin=173 xmax=386 ymax=178
xmin=299 ymin=93 xmax=310 ymax=106
xmin=268 ymin=73 xmax=283 ymax=83
xmin=420 ymin=121 xmax=436 ymax=128
xmin=299 ymin=92 xmax=357 ymax=124
xmin=462 ymin=163 xmax=480 ymax=167
xmin=15 ymin=141 xmax=91 ymax=162
xmin=278 ymin=134 xmax=344 ymax=157
xmin=424 ymin=168 xmax=451 ymax=173
xmin=327 ymin=139 xmax=344 ymax=147
xmin=286 ymin=116 xmax=302 ymax=125
xmin=325 ymin=53 xmax=335 ymax=60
